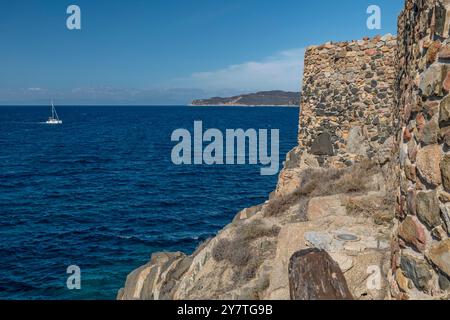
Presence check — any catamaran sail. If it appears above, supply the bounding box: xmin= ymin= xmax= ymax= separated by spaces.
xmin=46 ymin=101 xmax=62 ymax=124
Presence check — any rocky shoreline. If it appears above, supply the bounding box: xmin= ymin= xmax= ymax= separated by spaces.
xmin=118 ymin=0 xmax=450 ymax=300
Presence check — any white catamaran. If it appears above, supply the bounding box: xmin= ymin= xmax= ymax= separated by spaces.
xmin=46 ymin=101 xmax=62 ymax=124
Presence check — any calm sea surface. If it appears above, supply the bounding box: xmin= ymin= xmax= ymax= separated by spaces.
xmin=0 ymin=106 xmax=298 ymax=299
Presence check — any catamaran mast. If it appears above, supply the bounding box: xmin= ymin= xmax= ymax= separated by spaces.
xmin=51 ymin=100 xmax=59 ymax=120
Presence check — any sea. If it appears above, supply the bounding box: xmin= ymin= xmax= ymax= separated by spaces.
xmin=0 ymin=105 xmax=299 ymax=299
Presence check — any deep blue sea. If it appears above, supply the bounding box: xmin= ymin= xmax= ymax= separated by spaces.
xmin=0 ymin=106 xmax=298 ymax=300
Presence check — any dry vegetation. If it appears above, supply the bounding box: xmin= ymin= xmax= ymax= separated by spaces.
xmin=344 ymin=193 xmax=395 ymax=225
xmin=212 ymin=219 xmax=280 ymax=283
xmin=264 ymin=160 xmax=379 ymax=218
xmin=210 ymin=160 xmax=389 ymax=287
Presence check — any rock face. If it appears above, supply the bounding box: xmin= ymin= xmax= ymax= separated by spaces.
xmin=288 ymin=249 xmax=353 ymax=300
xmin=118 ymin=252 xmax=192 ymax=300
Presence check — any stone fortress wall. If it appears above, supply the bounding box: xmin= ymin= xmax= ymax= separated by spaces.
xmin=298 ymin=34 xmax=397 ymax=167
xmin=297 ymin=0 xmax=450 ymax=299
xmin=391 ymin=0 xmax=450 ymax=299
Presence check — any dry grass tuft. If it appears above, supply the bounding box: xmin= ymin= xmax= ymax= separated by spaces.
xmin=238 ymin=219 xmax=281 ymax=241
xmin=211 ymin=219 xmax=280 ymax=282
xmin=264 ymin=160 xmax=379 ymax=218
xmin=345 ymin=192 xmax=395 ymax=225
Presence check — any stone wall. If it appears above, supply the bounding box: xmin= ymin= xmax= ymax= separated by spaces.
xmin=391 ymin=0 xmax=450 ymax=299
xmin=298 ymin=35 xmax=397 ymax=167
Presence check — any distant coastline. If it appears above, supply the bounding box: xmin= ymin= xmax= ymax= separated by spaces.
xmin=191 ymin=90 xmax=300 ymax=107
xmin=189 ymin=104 xmax=298 ymax=108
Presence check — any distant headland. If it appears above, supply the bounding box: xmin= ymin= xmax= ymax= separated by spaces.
xmin=191 ymin=90 xmax=300 ymax=107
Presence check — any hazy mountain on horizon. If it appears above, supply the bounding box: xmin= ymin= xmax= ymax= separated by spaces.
xmin=191 ymin=90 xmax=301 ymax=106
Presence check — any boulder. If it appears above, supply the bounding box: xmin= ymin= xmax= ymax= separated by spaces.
xmin=288 ymin=248 xmax=353 ymax=300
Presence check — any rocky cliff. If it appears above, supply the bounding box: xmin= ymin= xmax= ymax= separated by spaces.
xmin=118 ymin=0 xmax=450 ymax=300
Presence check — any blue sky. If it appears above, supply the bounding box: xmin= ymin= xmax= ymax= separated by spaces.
xmin=0 ymin=0 xmax=404 ymax=105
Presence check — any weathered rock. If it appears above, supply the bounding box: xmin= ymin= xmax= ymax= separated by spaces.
xmin=307 ymin=195 xmax=346 ymax=221
xmin=439 ymin=190 xmax=450 ymax=203
xmin=444 ymin=127 xmax=450 ymax=148
xmin=284 ymin=147 xmax=303 ymax=169
xmin=310 ymin=132 xmax=334 ymax=156
xmin=233 ymin=204 xmax=263 ymax=222
xmin=439 ymin=273 xmax=450 ymax=291
xmin=408 ymin=137 xmax=418 ymax=163
xmin=432 ymin=226 xmax=447 ymax=241
xmin=119 ymin=252 xmax=191 ymax=300
xmin=400 ymin=253 xmax=433 ymax=291
xmin=416 ymin=190 xmax=442 ymax=229
xmin=304 ymin=232 xmax=334 ymax=251
xmin=419 ymin=63 xmax=448 ymax=97
xmin=405 ymin=163 xmax=417 ymax=182
xmin=439 ymin=44 xmax=450 ymax=59
xmin=441 ymin=203 xmax=450 ymax=235
xmin=346 ymin=126 xmax=368 ymax=155
xmin=395 ymin=268 xmax=411 ymax=292
xmin=406 ymin=189 xmax=417 ymax=215
xmin=434 ymin=3 xmax=449 ymax=38
xmin=426 ymin=41 xmax=441 ymax=64
xmin=403 ymin=128 xmax=412 ymax=142
xmin=416 ymin=145 xmax=442 ymax=186
xmin=427 ymin=239 xmax=450 ymax=278
xmin=440 ymin=95 xmax=450 ymax=123
xmin=442 ymin=155 xmax=450 ymax=192
xmin=398 ymin=216 xmax=427 ymax=252
xmin=288 ymin=249 xmax=353 ymax=300
xmin=419 ymin=114 xmax=440 ymax=145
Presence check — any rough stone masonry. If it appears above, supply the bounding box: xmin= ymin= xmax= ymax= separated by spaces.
xmin=298 ymin=34 xmax=397 ymax=168
xmin=391 ymin=0 xmax=450 ymax=299
xmin=295 ymin=0 xmax=450 ymax=299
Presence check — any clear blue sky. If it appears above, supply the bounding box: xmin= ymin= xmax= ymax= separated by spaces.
xmin=0 ymin=0 xmax=404 ymax=105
